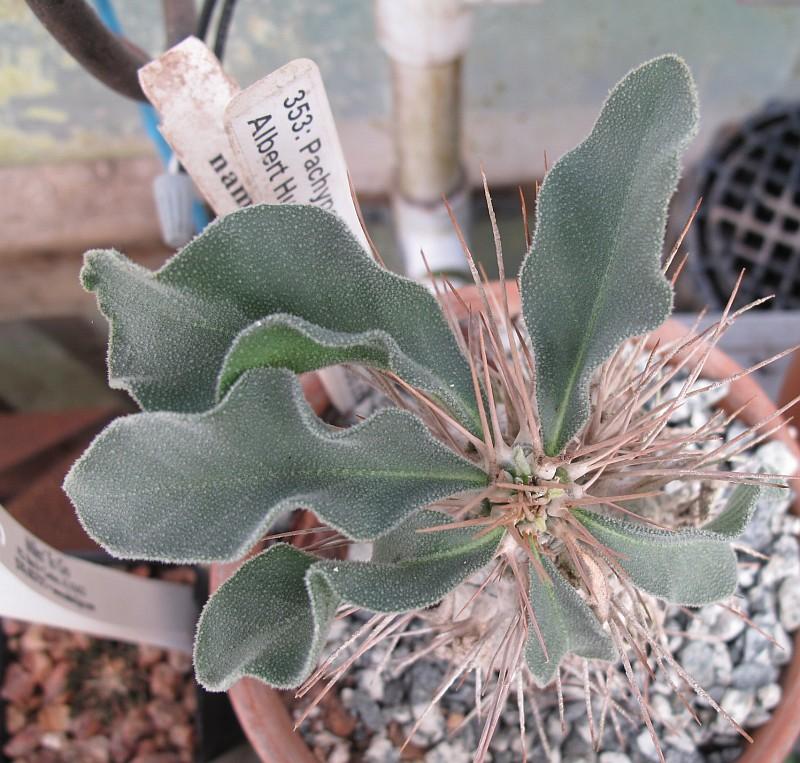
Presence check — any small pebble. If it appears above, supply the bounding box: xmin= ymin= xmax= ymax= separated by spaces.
xmin=720 ymin=688 xmax=755 ymax=724
xmin=1 ymin=663 xmax=36 ymax=703
xmin=778 ymin=575 xmax=800 ymax=630
xmin=352 ymin=691 xmax=385 ymax=733
xmin=757 ymin=683 xmax=781 ymax=711
xmin=41 ymin=661 xmax=69 ymax=701
xmin=328 ymin=743 xmax=350 ymax=763
xmin=5 ymin=703 xmax=26 ymax=734
xmin=688 ymin=605 xmax=746 ymax=642
xmin=636 ymin=729 xmax=660 ymax=762
xmin=4 ymin=727 xmax=40 ymax=757
xmin=21 ymin=649 xmax=52 ymax=682
xmin=37 ymin=703 xmax=70 ymax=733
xmin=599 ymin=753 xmax=633 ymax=763
xmin=364 ymin=735 xmax=400 ymax=762
xmin=679 ymin=641 xmax=716 ymax=686
xmin=427 ymin=740 xmax=473 ymax=763
xmin=146 ymin=698 xmax=187 ymax=731
xmin=149 ymin=662 xmax=181 ymax=700
xmin=137 ymin=645 xmax=164 ymax=668
xmin=761 ymin=535 xmax=800 ymax=585
xmin=168 ymin=724 xmax=194 ymax=748
xmin=730 ymin=662 xmax=777 ymax=690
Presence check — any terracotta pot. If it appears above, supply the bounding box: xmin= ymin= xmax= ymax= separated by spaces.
xmin=780 ymin=350 xmax=800 ymax=438
xmin=210 ymin=281 xmax=800 ymax=763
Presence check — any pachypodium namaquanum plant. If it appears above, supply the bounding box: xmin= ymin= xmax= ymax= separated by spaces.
xmin=65 ymin=56 xmax=790 ymax=760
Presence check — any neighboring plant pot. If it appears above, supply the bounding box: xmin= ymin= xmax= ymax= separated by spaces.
xmin=1 ymin=558 xmax=242 ymax=762
xmin=210 ymin=282 xmax=800 ymax=763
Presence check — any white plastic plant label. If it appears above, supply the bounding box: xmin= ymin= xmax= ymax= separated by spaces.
xmin=224 ymin=58 xmax=369 ymax=251
xmin=0 ymin=506 xmax=197 ymax=653
xmin=225 ymin=58 xmax=366 ymax=411
xmin=139 ymin=36 xmax=254 ymax=216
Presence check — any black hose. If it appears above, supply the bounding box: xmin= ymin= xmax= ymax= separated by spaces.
xmin=213 ymin=0 xmax=238 ymax=62
xmin=24 ymin=0 xmax=149 ymax=101
xmin=196 ymin=0 xmax=218 ymax=42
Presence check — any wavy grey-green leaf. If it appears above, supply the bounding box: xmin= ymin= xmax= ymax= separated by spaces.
xmin=575 ymin=509 xmax=738 ymax=605
xmin=703 ymin=484 xmax=762 ymax=538
xmin=519 ymin=55 xmax=698 ymax=454
xmin=194 ymin=544 xmax=339 ymax=691
xmin=194 ymin=512 xmax=503 ymax=692
xmin=216 ymin=313 xmax=458 ymax=409
xmin=64 ymin=368 xmax=487 ymax=562
xmin=525 ymin=556 xmax=615 ymax=687
xmin=81 ymin=204 xmax=480 ymax=433
xmin=313 ymin=510 xmax=504 ymax=612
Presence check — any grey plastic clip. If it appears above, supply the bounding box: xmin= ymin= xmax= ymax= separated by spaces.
xmin=153 ymin=170 xmax=196 ymax=249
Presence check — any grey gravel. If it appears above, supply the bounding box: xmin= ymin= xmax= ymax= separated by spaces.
xmin=293 ymin=387 xmax=799 ymax=763
xmin=343 ymin=688 xmax=384 ymax=733
xmin=688 ymin=605 xmax=747 ymax=643
xmin=364 ymin=736 xmax=400 ymax=762
xmin=636 ymin=731 xmax=661 ymax=762
xmin=730 ymin=662 xmax=778 ymax=690
xmin=761 ymin=534 xmax=800 ymax=585
xmin=680 ymin=641 xmax=716 ymax=686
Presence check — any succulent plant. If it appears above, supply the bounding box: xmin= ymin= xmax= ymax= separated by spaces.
xmin=64 ymin=55 xmax=791 ymax=761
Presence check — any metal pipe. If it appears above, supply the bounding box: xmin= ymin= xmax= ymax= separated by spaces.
xmin=25 ymin=0 xmax=150 ymax=101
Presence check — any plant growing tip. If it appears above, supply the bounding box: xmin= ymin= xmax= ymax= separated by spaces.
xmin=64 ymin=54 xmax=787 ymax=762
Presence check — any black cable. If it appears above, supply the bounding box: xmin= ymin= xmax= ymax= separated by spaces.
xmin=196 ymin=0 xmax=218 ymax=42
xmin=213 ymin=0 xmax=238 ymax=62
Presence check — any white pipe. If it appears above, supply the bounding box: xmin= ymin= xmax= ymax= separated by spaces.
xmin=392 ymin=186 xmax=472 ymax=279
xmin=376 ymin=0 xmax=472 ymax=68
xmin=376 ymin=0 xmax=474 ymax=281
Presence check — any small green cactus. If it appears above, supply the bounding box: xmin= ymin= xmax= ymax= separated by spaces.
xmin=64 ymin=55 xmax=783 ymax=759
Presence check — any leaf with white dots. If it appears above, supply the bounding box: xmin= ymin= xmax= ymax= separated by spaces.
xmin=314 ymin=510 xmax=504 ymax=612
xmin=82 ymin=204 xmax=481 ymax=433
xmin=64 ymin=368 xmax=487 ymax=563
xmin=519 ymin=56 xmax=698 ymax=455
xmin=194 ymin=543 xmax=339 ymax=691
xmin=216 ymin=313 xmax=469 ymax=424
xmin=702 ymin=484 xmax=762 ymax=538
xmin=575 ymin=509 xmax=738 ymax=605
xmin=194 ymin=511 xmax=503 ymax=691
xmin=525 ymin=556 xmax=615 ymax=687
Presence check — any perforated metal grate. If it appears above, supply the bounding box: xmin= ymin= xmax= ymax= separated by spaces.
xmin=691 ymin=103 xmax=800 ymax=309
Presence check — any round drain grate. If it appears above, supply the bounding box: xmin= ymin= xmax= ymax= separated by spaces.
xmin=691 ymin=103 xmax=800 ymax=309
